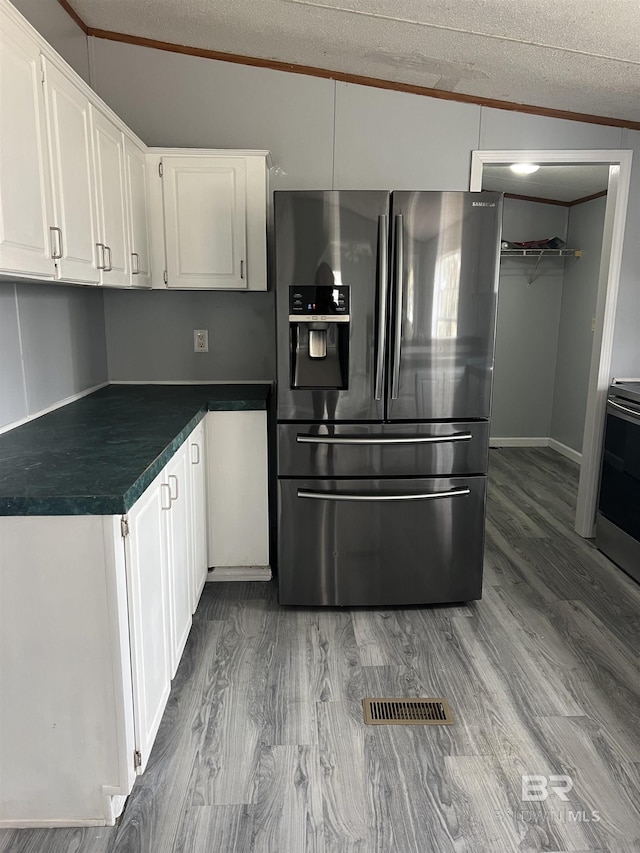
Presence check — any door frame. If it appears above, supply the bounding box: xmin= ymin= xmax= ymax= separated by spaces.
xmin=470 ymin=148 xmax=633 ymax=538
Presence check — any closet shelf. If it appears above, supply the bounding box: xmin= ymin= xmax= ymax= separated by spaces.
xmin=500 ymin=248 xmax=582 ymax=285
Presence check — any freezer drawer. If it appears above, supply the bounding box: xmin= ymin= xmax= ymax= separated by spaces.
xmin=277 ymin=421 xmax=489 ymax=478
xmin=278 ymin=475 xmax=486 ymax=606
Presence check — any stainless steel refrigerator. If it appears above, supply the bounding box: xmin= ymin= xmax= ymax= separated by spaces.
xmin=275 ymin=190 xmax=502 ymax=606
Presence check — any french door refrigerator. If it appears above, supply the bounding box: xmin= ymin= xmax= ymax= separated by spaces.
xmin=275 ymin=190 xmax=502 ymax=606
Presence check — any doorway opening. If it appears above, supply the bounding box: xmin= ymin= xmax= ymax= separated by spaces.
xmin=470 ymin=149 xmax=633 ymax=538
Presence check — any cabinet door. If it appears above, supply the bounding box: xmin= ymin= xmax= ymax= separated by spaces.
xmin=162 ymin=156 xmax=247 ymax=289
xmin=165 ymin=444 xmax=193 ymax=678
xmin=91 ymin=106 xmax=131 ymax=287
xmin=189 ymin=421 xmax=208 ymax=611
xmin=43 ymin=58 xmax=100 ymax=285
xmin=0 ymin=15 xmax=55 ymax=278
xmin=125 ymin=471 xmax=171 ymax=774
xmin=124 ymin=136 xmax=152 ymax=288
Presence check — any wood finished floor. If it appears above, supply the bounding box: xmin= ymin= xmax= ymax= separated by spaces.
xmin=2 ymin=448 xmax=640 ymax=853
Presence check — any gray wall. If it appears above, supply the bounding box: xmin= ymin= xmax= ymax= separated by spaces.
xmin=104 ymin=290 xmax=274 ymax=382
xmin=491 ymin=199 xmax=569 ymax=440
xmin=10 ymin=0 xmax=90 ymax=82
xmin=90 ymin=37 xmax=633 ymax=389
xmin=550 ymin=197 xmax=607 ymax=453
xmin=0 ymin=282 xmax=108 ymax=430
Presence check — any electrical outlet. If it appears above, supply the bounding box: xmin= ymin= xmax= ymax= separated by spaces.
xmin=194 ymin=329 xmax=209 ymax=352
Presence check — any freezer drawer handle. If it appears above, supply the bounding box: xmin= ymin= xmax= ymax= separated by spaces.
xmin=296 ymin=433 xmax=473 ymax=445
xmin=608 ymin=399 xmax=640 ymax=422
xmin=297 ymin=487 xmax=471 ymax=502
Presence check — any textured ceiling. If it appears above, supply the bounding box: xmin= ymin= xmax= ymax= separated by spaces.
xmin=67 ymin=0 xmax=640 ymax=123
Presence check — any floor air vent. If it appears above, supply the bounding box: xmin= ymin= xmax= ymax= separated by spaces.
xmin=363 ymin=698 xmax=453 ymax=725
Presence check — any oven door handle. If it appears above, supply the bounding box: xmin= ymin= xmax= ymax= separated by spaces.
xmin=297 ymin=487 xmax=470 ymax=502
xmin=296 ymin=433 xmax=472 ymax=445
xmin=608 ymin=399 xmax=640 ymax=422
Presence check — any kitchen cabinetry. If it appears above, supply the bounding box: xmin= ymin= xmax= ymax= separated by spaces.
xmin=124 ymin=136 xmax=152 ymax=288
xmin=0 ymin=422 xmax=207 ymax=825
xmin=147 ymin=150 xmax=270 ymax=291
xmin=0 ymin=11 xmax=55 ymax=279
xmin=43 ymin=56 xmax=100 ymax=285
xmin=189 ymin=420 xmax=209 ymax=609
xmin=91 ymin=106 xmax=131 ymax=288
xmin=206 ymin=411 xmax=270 ymax=572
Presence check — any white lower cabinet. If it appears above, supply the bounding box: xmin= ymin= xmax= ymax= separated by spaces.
xmin=0 ymin=424 xmax=207 ymax=827
xmin=206 ymin=410 xmax=269 ymax=572
xmin=189 ymin=420 xmax=209 ymax=610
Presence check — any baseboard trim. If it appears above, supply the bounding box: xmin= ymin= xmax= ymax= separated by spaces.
xmin=489 ymin=437 xmax=549 ymax=447
xmin=548 ymin=438 xmax=582 ymax=464
xmin=206 ymin=566 xmax=272 ymax=582
xmin=490 ymin=436 xmax=582 ymax=465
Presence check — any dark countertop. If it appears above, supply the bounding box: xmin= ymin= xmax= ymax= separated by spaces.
xmin=0 ymin=384 xmax=270 ymax=516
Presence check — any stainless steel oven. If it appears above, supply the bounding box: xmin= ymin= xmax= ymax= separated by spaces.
xmin=596 ymin=381 xmax=640 ymax=583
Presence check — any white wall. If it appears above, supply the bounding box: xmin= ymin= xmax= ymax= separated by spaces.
xmin=550 ymin=197 xmax=607 ymax=453
xmin=0 ymin=282 xmax=108 ymax=430
xmin=491 ymin=199 xmax=569 ymax=440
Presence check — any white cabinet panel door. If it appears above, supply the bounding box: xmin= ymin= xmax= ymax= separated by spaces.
xmin=206 ymin=411 xmax=269 ymax=567
xmin=189 ymin=420 xmax=209 ymax=611
xmin=125 ymin=471 xmax=171 ymax=774
xmin=165 ymin=445 xmax=193 ymax=677
xmin=91 ymin=106 xmax=130 ymax=287
xmin=0 ymin=15 xmax=55 ymax=278
xmin=125 ymin=136 xmax=151 ymax=288
xmin=43 ymin=58 xmax=100 ymax=284
xmin=162 ymin=156 xmax=247 ymax=289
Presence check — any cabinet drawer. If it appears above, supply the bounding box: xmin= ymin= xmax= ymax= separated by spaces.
xmin=277 ymin=421 xmax=489 ymax=478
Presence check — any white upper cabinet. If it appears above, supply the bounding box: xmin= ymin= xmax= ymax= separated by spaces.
xmin=163 ymin=156 xmax=248 ymax=289
xmin=91 ymin=106 xmax=131 ymax=287
xmin=124 ymin=137 xmax=152 ymax=288
xmin=42 ymin=57 xmax=100 ymax=285
xmin=147 ymin=150 xmax=269 ymax=291
xmin=0 ymin=12 xmax=55 ymax=278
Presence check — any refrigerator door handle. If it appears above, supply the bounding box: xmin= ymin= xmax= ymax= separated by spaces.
xmin=298 ymin=487 xmax=471 ymax=502
xmin=391 ymin=213 xmax=404 ymax=399
xmin=296 ymin=433 xmax=473 ymax=445
xmin=375 ymin=214 xmax=389 ymax=401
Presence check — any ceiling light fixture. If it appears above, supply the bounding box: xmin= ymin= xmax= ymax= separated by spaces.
xmin=510 ymin=163 xmax=540 ymax=175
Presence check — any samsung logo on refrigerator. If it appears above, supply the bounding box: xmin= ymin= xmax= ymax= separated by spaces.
xmin=472 ymin=201 xmax=496 ymax=207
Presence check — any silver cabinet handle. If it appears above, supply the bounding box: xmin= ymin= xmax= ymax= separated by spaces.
xmin=161 ymin=482 xmax=172 ymax=510
xmin=296 ymin=433 xmax=472 ymax=445
xmin=104 ymin=245 xmax=113 ymax=272
xmin=96 ymin=243 xmax=106 ymax=269
xmin=608 ymin=399 xmax=640 ymax=422
xmin=391 ymin=213 xmax=404 ymax=399
xmin=375 ymin=214 xmax=388 ymax=401
xmin=168 ymin=474 xmax=179 ymax=501
xmin=191 ymin=442 xmax=200 ymax=465
xmin=132 ymin=252 xmax=140 ymax=274
xmin=298 ymin=487 xmax=471 ymax=502
xmin=49 ymin=226 xmax=63 ymax=260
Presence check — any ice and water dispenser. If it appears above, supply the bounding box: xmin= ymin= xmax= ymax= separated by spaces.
xmin=288 ymin=284 xmax=350 ymax=388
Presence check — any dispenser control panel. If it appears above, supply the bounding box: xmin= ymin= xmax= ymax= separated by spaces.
xmin=289 ymin=285 xmax=350 ymax=322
